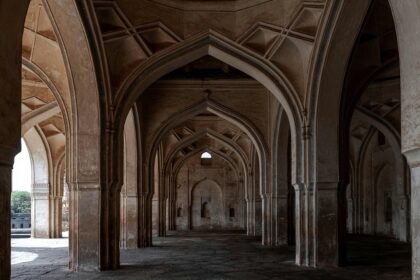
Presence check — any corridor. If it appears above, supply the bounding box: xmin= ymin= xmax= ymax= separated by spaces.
xmin=12 ymin=232 xmax=410 ymax=279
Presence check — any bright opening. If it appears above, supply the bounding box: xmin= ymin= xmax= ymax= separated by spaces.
xmin=12 ymin=139 xmax=31 ymax=192
xmin=11 ymin=139 xmax=32 ymax=235
xmin=201 ymin=152 xmax=212 ymax=159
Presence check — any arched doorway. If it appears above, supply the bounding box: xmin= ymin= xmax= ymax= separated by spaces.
xmin=191 ymin=179 xmax=223 ymax=230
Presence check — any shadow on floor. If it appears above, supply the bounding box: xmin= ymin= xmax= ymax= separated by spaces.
xmin=11 ymin=232 xmax=411 ymax=280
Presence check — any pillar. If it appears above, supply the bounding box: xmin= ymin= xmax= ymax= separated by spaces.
xmin=50 ymin=195 xmax=63 ymax=238
xmin=0 ymin=149 xmax=16 ymax=279
xmin=68 ymin=183 xmax=101 ymax=271
xmin=31 ymin=183 xmax=50 ymax=238
xmin=167 ymin=175 xmax=177 ymax=231
xmin=138 ymin=194 xmax=153 ymax=247
xmin=404 ymin=149 xmax=420 ymax=279
xmin=262 ymin=193 xmax=272 ymax=245
xmin=315 ymin=183 xmax=339 ymax=267
xmin=294 ymin=182 xmax=339 ymax=267
xmin=120 ymin=193 xmax=138 ymax=248
xmin=274 ymin=194 xmax=288 ymax=245
xmin=0 ymin=0 xmax=29 ymax=275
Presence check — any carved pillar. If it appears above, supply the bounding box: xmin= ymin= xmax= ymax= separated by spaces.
xmin=31 ymin=183 xmax=50 ymax=238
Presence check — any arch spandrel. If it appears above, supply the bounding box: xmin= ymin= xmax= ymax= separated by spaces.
xmin=83 ymin=0 xmax=330 ymax=113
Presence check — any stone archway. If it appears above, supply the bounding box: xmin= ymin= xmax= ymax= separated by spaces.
xmin=145 ymin=100 xmax=268 ymax=245
xmin=191 ymin=179 xmax=223 ymax=230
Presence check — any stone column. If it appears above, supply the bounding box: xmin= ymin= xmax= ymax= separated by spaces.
xmin=274 ymin=194 xmax=288 ymax=245
xmin=411 ymin=165 xmax=420 ymax=279
xmin=255 ymin=199 xmax=263 ymax=236
xmin=261 ymin=193 xmax=273 ymax=245
xmin=120 ymin=109 xmax=139 ymax=248
xmin=139 ymin=162 xmax=152 ymax=247
xmin=168 ymin=198 xmax=176 ymax=230
xmin=138 ymin=194 xmax=153 ymax=247
xmin=404 ymin=149 xmax=420 ymax=279
xmin=68 ymin=183 xmax=101 ymax=271
xmin=50 ymin=195 xmax=63 ymax=238
xmin=31 ymin=183 xmax=50 ymax=238
xmin=0 ymin=0 xmax=30 ymax=278
xmin=0 ymin=149 xmax=16 ymax=280
xmin=120 ymin=193 xmax=138 ymax=248
xmin=158 ymin=169 xmax=166 ymax=237
xmin=246 ymin=169 xmax=257 ymax=236
xmin=294 ymin=185 xmax=308 ymax=266
xmin=167 ymin=174 xmax=177 ymax=231
xmin=294 ymin=183 xmax=340 ymax=267
xmin=315 ymin=183 xmax=339 ymax=267
xmin=158 ymin=198 xmax=166 ymax=236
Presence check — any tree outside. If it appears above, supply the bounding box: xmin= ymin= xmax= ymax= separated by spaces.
xmin=11 ymin=191 xmax=31 ymax=214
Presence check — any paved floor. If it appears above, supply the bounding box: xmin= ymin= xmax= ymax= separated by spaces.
xmin=11 ymin=232 xmax=411 ymax=279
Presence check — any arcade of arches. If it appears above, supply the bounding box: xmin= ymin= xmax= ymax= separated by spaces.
xmin=1 ymin=0 xmax=420 ymax=279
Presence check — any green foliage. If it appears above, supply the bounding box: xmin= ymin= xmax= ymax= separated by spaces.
xmin=11 ymin=191 xmax=31 ymax=214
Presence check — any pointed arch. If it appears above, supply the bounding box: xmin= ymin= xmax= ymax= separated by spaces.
xmin=147 ymin=100 xmax=266 ymax=196
xmin=114 ymin=32 xmax=303 ymax=188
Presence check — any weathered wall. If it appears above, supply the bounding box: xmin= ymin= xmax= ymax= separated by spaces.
xmin=175 ymin=154 xmax=243 ymax=231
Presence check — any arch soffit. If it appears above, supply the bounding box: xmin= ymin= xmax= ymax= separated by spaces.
xmin=355 ymin=106 xmax=402 ymax=164
xmin=307 ymin=0 xmax=372 ymax=123
xmin=22 ymin=59 xmax=70 ymax=134
xmin=116 ymin=31 xmax=302 ymax=143
xmin=43 ymin=0 xmax=101 ymax=182
xmin=24 ymin=126 xmax=51 ymax=186
xmin=272 ymin=107 xmax=291 ymax=181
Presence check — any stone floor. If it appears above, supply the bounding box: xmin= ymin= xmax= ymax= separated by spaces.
xmin=11 ymin=232 xmax=411 ymax=279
